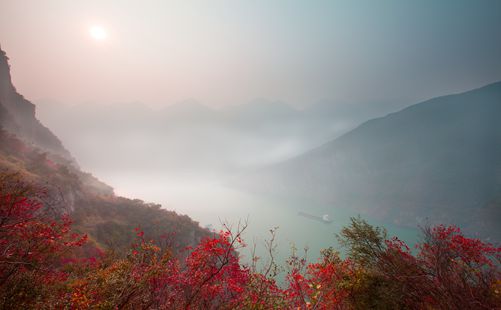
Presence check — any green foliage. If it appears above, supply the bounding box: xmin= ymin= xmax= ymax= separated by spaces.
xmin=337 ymin=215 xmax=387 ymax=266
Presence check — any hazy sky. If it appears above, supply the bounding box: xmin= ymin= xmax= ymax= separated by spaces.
xmin=1 ymin=0 xmax=500 ymax=108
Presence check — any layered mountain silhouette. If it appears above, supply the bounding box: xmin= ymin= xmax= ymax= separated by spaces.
xmin=242 ymin=82 xmax=501 ymax=240
xmin=36 ymin=96 xmax=375 ymax=177
xmin=3 ymin=42 xmax=498 ymax=242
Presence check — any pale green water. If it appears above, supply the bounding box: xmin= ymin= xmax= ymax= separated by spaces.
xmin=105 ymin=174 xmax=420 ymax=268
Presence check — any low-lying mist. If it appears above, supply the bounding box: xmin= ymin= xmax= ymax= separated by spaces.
xmin=36 ymin=98 xmax=416 ymax=262
xmin=37 ymin=99 xmax=388 ymax=177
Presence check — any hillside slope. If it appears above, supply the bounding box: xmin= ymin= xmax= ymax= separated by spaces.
xmin=0 ymin=46 xmax=208 ymax=252
xmin=244 ymin=82 xmax=501 ymax=240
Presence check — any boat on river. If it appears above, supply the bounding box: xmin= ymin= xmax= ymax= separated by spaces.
xmin=298 ymin=211 xmax=333 ymax=224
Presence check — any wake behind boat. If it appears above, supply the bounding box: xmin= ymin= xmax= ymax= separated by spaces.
xmin=298 ymin=211 xmax=333 ymax=224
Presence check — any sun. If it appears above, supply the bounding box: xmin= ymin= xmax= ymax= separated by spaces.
xmin=89 ymin=25 xmax=108 ymax=41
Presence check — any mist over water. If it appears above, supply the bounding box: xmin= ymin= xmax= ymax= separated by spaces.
xmin=37 ymin=81 xmax=501 ymax=260
xmin=0 ymin=2 xmax=500 ymax=306
xmin=36 ymin=99 xmax=420 ymax=263
xmin=101 ymin=172 xmax=419 ymax=265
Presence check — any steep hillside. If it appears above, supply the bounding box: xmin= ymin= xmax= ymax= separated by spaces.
xmin=0 ymin=48 xmax=71 ymax=159
xmin=0 ymin=47 xmax=208 ymax=253
xmin=244 ymin=82 xmax=501 ymax=240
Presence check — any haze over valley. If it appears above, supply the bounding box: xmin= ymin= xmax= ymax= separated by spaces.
xmin=34 ymin=80 xmax=501 ymax=256
xmin=1 ymin=2 xmax=500 ymax=303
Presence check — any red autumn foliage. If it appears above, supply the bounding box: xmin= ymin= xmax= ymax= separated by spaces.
xmin=413 ymin=225 xmax=501 ymax=308
xmin=0 ymin=173 xmax=87 ymax=308
xmin=0 ymin=173 xmax=499 ymax=309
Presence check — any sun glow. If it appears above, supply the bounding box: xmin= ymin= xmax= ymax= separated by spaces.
xmin=89 ymin=25 xmax=108 ymax=41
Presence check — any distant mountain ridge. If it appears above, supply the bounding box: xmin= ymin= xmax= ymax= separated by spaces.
xmin=36 ymin=93 xmax=388 ymax=178
xmin=242 ymin=82 xmax=501 ymax=240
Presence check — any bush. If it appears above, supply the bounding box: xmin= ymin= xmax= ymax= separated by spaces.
xmin=0 ymin=173 xmax=499 ymax=308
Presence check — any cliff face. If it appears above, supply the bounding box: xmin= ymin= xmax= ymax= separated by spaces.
xmin=0 ymin=47 xmax=209 ymax=252
xmin=0 ymin=47 xmax=71 ymax=159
